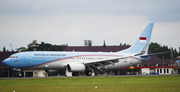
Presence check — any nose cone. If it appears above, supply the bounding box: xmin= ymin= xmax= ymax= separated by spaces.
xmin=2 ymin=59 xmax=9 ymax=66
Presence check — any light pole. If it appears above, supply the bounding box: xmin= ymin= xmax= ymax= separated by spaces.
xmin=163 ymin=55 xmax=164 ymax=75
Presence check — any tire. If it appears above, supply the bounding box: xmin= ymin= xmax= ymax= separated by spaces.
xmin=85 ymin=71 xmax=92 ymax=76
xmin=72 ymin=72 xmax=79 ymax=76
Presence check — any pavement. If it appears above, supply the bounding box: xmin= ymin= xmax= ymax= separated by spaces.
xmin=0 ymin=74 xmax=179 ymax=79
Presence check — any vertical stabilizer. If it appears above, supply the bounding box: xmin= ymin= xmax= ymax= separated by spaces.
xmin=118 ymin=23 xmax=154 ymax=54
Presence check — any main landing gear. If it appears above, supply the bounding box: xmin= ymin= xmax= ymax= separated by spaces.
xmin=85 ymin=70 xmax=92 ymax=76
xmin=71 ymin=70 xmax=92 ymax=76
xmin=85 ymin=68 xmax=93 ymax=76
xmin=72 ymin=72 xmax=79 ymax=76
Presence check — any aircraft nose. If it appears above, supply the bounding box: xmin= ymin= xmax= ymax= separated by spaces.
xmin=2 ymin=59 xmax=9 ymax=66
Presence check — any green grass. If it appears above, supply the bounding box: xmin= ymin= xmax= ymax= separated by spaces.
xmin=0 ymin=75 xmax=180 ymax=92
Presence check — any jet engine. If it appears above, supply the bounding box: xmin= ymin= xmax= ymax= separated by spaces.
xmin=67 ymin=63 xmax=85 ymax=72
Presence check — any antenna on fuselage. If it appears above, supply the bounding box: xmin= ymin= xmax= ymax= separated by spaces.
xmin=10 ymin=43 xmax=13 ymax=51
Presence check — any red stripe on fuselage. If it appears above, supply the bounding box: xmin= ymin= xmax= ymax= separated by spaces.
xmin=23 ymin=55 xmax=123 ymax=69
xmin=23 ymin=55 xmax=145 ymax=69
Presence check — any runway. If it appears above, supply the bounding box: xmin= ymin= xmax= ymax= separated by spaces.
xmin=0 ymin=74 xmax=178 ymax=79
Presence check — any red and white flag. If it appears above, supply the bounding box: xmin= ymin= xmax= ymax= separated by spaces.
xmin=139 ymin=37 xmax=146 ymax=43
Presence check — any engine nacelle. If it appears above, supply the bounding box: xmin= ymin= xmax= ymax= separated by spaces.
xmin=67 ymin=63 xmax=85 ymax=72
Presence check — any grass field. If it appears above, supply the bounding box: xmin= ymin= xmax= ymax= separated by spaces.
xmin=0 ymin=75 xmax=180 ymax=92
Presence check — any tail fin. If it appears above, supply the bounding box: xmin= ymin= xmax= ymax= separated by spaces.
xmin=118 ymin=23 xmax=154 ymax=55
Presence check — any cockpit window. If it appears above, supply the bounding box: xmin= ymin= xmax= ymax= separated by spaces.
xmin=9 ymin=56 xmax=18 ymax=58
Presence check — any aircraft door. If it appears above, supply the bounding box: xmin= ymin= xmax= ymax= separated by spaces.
xmin=25 ymin=55 xmax=29 ymax=63
xmin=130 ymin=58 xmax=133 ymax=64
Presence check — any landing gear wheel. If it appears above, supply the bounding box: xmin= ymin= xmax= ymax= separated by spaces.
xmin=72 ymin=72 xmax=79 ymax=76
xmin=85 ymin=71 xmax=92 ymax=76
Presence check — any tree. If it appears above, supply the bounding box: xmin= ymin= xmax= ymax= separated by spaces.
xmin=149 ymin=42 xmax=175 ymax=59
xmin=16 ymin=47 xmax=27 ymax=52
xmin=120 ymin=43 xmax=122 ymax=46
xmin=3 ymin=46 xmax=6 ymax=52
xmin=27 ymin=41 xmax=66 ymax=51
xmin=174 ymin=49 xmax=178 ymax=58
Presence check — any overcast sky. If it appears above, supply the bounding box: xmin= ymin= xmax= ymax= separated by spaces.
xmin=0 ymin=0 xmax=180 ymax=51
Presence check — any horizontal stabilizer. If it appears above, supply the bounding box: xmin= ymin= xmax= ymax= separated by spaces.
xmin=141 ymin=51 xmax=172 ymax=57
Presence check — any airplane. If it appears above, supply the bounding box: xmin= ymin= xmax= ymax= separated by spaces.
xmin=2 ymin=23 xmax=171 ymax=76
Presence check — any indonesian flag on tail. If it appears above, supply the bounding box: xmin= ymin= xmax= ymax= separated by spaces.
xmin=139 ymin=37 xmax=146 ymax=43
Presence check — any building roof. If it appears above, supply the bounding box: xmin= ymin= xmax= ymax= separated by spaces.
xmin=141 ymin=54 xmax=177 ymax=65
xmin=176 ymin=56 xmax=180 ymax=59
xmin=63 ymin=45 xmax=130 ymax=52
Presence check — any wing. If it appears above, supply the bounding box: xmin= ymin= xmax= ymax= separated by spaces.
xmin=83 ymin=51 xmax=172 ymax=70
xmin=140 ymin=51 xmax=172 ymax=57
xmin=84 ymin=55 xmax=133 ymax=70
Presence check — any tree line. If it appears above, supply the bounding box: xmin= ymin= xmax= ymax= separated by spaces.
xmin=14 ymin=42 xmax=67 ymax=52
xmin=27 ymin=42 xmax=67 ymax=51
xmin=2 ymin=42 xmax=180 ymax=59
xmin=149 ymin=42 xmax=179 ymax=59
